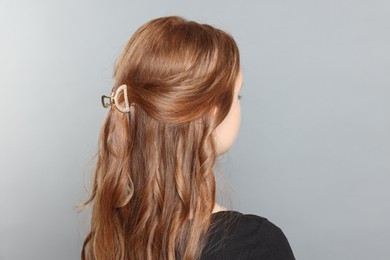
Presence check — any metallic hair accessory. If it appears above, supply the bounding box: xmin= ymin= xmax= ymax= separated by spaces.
xmin=101 ymin=84 xmax=131 ymax=113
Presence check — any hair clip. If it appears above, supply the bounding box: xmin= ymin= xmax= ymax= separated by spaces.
xmin=101 ymin=84 xmax=132 ymax=113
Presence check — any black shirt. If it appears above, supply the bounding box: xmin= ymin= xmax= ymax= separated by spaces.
xmin=201 ymin=211 xmax=295 ymax=260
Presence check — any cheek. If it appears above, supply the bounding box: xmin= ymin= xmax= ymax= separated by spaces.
xmin=231 ymin=103 xmax=241 ymax=139
xmin=214 ymin=102 xmax=241 ymax=156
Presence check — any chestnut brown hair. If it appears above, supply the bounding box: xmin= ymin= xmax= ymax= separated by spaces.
xmin=81 ymin=16 xmax=240 ymax=260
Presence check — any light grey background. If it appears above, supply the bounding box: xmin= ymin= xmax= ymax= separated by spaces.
xmin=1 ymin=1 xmax=389 ymax=259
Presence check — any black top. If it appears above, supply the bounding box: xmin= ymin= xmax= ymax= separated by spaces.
xmin=201 ymin=211 xmax=295 ymax=260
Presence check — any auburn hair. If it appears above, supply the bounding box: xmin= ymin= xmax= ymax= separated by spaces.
xmin=81 ymin=16 xmax=240 ymax=260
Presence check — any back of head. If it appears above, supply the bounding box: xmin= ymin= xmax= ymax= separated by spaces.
xmin=82 ymin=16 xmax=240 ymax=260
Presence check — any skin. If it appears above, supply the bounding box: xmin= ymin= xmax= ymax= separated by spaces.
xmin=214 ymin=71 xmax=243 ymax=156
xmin=212 ymin=71 xmax=243 ymax=213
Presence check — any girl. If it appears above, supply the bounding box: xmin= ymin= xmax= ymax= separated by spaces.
xmin=81 ymin=16 xmax=295 ymax=260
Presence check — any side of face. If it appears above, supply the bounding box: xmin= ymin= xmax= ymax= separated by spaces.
xmin=214 ymin=71 xmax=243 ymax=156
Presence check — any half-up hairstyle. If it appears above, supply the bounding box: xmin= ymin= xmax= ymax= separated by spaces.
xmin=82 ymin=16 xmax=240 ymax=260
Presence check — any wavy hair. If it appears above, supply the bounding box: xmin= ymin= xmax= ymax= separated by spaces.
xmin=81 ymin=16 xmax=240 ymax=260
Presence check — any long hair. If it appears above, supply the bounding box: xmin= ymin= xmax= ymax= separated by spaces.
xmin=81 ymin=16 xmax=240 ymax=260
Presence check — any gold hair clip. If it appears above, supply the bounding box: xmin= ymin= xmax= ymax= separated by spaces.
xmin=101 ymin=84 xmax=131 ymax=113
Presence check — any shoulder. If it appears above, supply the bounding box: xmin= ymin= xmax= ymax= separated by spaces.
xmin=244 ymin=214 xmax=295 ymax=260
xmin=202 ymin=211 xmax=295 ymax=260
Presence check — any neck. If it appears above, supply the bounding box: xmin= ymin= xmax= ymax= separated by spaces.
xmin=212 ymin=203 xmax=227 ymax=213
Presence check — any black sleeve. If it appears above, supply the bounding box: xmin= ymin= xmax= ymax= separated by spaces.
xmin=248 ymin=219 xmax=295 ymax=260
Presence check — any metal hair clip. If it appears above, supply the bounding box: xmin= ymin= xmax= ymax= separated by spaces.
xmin=101 ymin=84 xmax=132 ymax=113
xmin=101 ymin=95 xmax=112 ymax=108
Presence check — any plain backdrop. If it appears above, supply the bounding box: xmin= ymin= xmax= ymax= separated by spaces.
xmin=1 ymin=1 xmax=389 ymax=259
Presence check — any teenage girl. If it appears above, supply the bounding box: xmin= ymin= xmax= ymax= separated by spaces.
xmin=81 ymin=16 xmax=295 ymax=260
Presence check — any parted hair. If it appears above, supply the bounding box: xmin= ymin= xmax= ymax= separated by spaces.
xmin=81 ymin=16 xmax=240 ymax=260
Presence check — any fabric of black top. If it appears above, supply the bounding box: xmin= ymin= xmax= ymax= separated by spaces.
xmin=201 ymin=211 xmax=295 ymax=260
